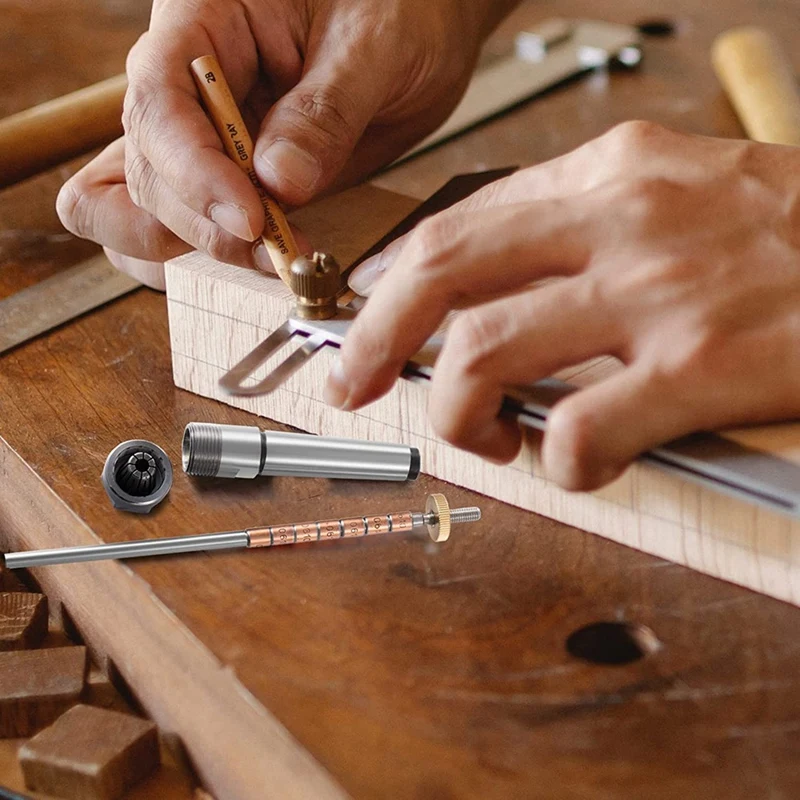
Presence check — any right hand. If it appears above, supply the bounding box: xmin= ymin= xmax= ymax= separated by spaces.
xmin=57 ymin=0 xmax=514 ymax=289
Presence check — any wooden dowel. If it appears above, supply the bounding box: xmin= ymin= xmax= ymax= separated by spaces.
xmin=0 ymin=73 xmax=127 ymax=190
xmin=190 ymin=55 xmax=300 ymax=286
xmin=712 ymin=27 xmax=800 ymax=146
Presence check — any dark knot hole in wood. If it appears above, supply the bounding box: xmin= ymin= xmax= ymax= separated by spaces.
xmin=637 ymin=19 xmax=677 ymax=37
xmin=566 ymin=622 xmax=661 ymax=665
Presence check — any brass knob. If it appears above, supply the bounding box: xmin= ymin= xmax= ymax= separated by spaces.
xmin=425 ymin=493 xmax=452 ymax=542
xmin=290 ymin=252 xmax=341 ymax=320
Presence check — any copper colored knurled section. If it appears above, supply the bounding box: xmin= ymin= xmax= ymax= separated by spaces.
xmin=247 ymin=512 xmax=416 ymax=548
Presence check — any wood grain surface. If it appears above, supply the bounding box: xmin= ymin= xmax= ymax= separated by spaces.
xmin=0 ymin=592 xmax=48 ymax=651
xmin=2 ymin=1 xmax=800 ymax=799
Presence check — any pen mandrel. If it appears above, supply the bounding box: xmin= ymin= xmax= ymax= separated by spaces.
xmin=2 ymin=494 xmax=482 ymax=569
xmin=290 ymin=252 xmax=341 ymax=320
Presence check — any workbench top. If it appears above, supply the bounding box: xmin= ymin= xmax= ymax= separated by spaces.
xmin=2 ymin=1 xmax=800 ymax=798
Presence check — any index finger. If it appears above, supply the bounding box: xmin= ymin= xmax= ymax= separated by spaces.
xmin=326 ymin=195 xmax=598 ymax=412
xmin=123 ymin=26 xmax=265 ymax=239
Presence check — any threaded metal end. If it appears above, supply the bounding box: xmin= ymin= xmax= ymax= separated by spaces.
xmin=450 ymin=507 xmax=481 ymax=525
xmin=183 ymin=423 xmax=223 ymax=477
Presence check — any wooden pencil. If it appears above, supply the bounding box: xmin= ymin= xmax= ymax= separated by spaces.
xmin=190 ymin=55 xmax=301 ymax=286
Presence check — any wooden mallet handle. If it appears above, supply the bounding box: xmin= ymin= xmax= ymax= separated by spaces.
xmin=0 ymin=73 xmax=127 ymax=190
xmin=712 ymin=27 xmax=800 ymax=146
xmin=190 ymin=55 xmax=301 ymax=286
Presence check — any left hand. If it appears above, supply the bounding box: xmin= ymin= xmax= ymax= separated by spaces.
xmin=327 ymin=122 xmax=800 ymax=490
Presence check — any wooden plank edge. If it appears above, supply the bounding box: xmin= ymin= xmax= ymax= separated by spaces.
xmin=0 ymin=435 xmax=348 ymax=800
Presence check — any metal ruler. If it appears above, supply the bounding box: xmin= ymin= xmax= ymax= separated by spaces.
xmin=0 ymin=253 xmax=140 ymax=355
xmin=400 ymin=18 xmax=642 ymax=160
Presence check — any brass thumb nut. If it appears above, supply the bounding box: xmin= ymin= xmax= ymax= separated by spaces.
xmin=425 ymin=493 xmax=451 ymax=542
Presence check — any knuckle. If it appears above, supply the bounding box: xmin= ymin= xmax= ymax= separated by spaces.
xmin=406 ymin=216 xmax=460 ymax=280
xmin=122 ymin=78 xmax=159 ymax=147
xmin=447 ymin=309 xmax=510 ymax=375
xmin=613 ymin=176 xmax=678 ymax=226
xmin=661 ymin=328 xmax=731 ymax=383
xmin=195 ymin=221 xmax=229 ymax=263
xmin=283 ymin=84 xmax=358 ymax=152
xmin=608 ymin=119 xmax=668 ymax=150
xmin=546 ymin=403 xmax=598 ymax=486
xmin=124 ymin=150 xmax=156 ymax=208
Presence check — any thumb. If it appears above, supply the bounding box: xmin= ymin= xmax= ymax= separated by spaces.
xmin=254 ymin=58 xmax=384 ymax=206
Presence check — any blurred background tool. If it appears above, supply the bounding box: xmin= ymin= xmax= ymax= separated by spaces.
xmin=0 ymin=74 xmax=126 ymax=190
xmin=403 ymin=18 xmax=642 ymax=159
xmin=713 ymin=26 xmax=800 ymax=145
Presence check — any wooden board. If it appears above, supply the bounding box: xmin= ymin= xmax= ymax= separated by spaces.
xmin=166 ymin=184 xmax=800 ymax=606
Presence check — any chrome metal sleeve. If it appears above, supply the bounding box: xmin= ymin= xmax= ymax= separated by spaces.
xmin=183 ymin=422 xmax=420 ymax=481
xmin=262 ymin=431 xmax=417 ymax=481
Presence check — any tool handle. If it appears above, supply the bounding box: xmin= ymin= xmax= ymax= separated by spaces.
xmin=712 ymin=27 xmax=800 ymax=146
xmin=0 ymin=73 xmax=127 ymax=190
xmin=190 ymin=55 xmax=300 ymax=286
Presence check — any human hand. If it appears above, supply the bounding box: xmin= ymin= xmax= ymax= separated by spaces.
xmin=332 ymin=122 xmax=800 ymax=490
xmin=56 ymin=0 xmax=515 ymax=288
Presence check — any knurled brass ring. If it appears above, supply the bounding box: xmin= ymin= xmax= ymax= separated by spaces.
xmin=425 ymin=493 xmax=451 ymax=542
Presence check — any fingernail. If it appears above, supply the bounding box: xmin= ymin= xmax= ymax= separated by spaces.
xmin=260 ymin=140 xmax=322 ymax=193
xmin=209 ymin=203 xmax=257 ymax=241
xmin=253 ymin=242 xmax=274 ymax=274
xmin=348 ymin=254 xmax=383 ymax=296
xmin=324 ymin=357 xmax=350 ymax=409
xmin=348 ymin=239 xmax=404 ymax=295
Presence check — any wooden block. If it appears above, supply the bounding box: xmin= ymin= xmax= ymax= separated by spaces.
xmin=0 ymin=592 xmax=48 ymax=651
xmin=165 ymin=182 xmax=800 ymax=606
xmin=0 ymin=567 xmax=26 ymax=593
xmin=19 ymin=704 xmax=159 ymax=800
xmin=0 ymin=646 xmax=86 ymax=737
xmin=84 ymin=667 xmax=132 ymax=714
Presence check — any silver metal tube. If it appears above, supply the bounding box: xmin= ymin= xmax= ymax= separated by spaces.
xmin=3 ymin=531 xmax=249 ymax=569
xmin=183 ymin=422 xmax=420 ymax=481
